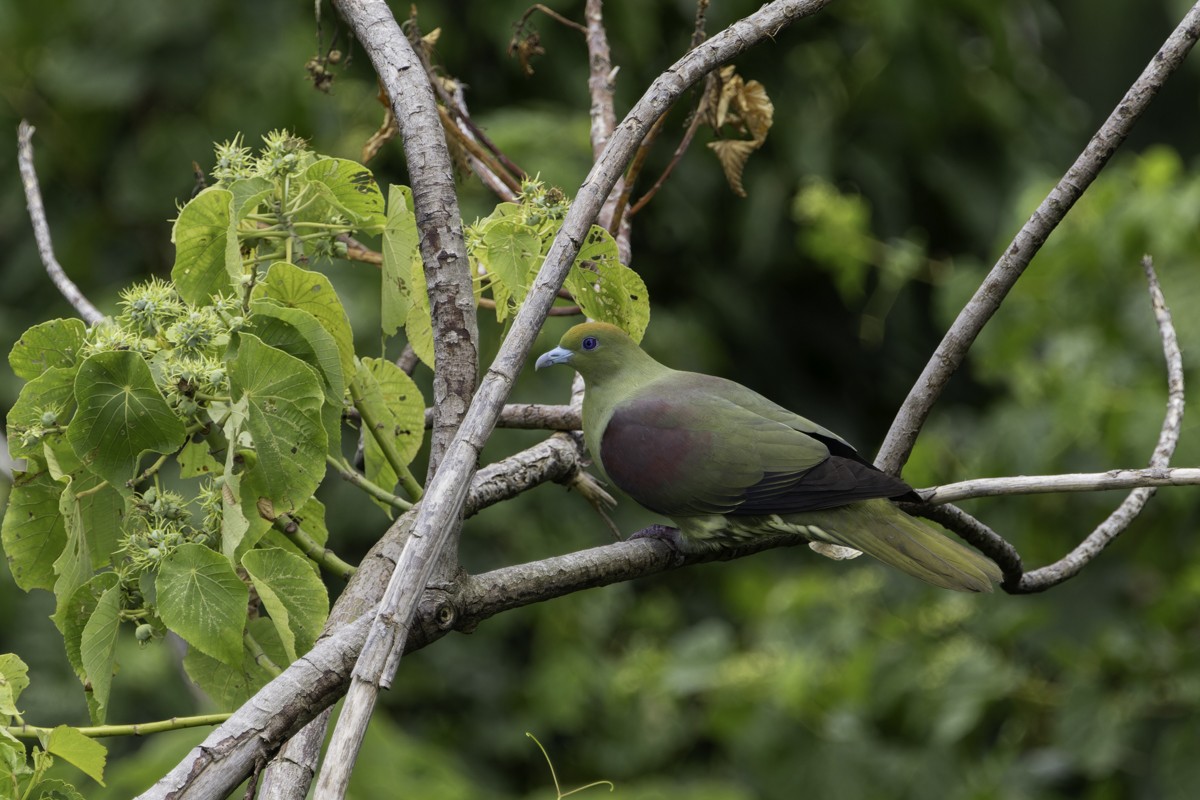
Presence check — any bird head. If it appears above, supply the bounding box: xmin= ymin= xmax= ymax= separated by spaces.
xmin=535 ymin=322 xmax=649 ymax=383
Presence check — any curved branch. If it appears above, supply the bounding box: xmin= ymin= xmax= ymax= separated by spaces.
xmin=1013 ymin=256 xmax=1185 ymax=593
xmin=875 ymin=4 xmax=1200 ymax=475
xmin=16 ymin=121 xmax=104 ymax=325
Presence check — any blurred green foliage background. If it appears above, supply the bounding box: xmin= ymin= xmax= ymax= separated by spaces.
xmin=3 ymin=0 xmax=1200 ymax=797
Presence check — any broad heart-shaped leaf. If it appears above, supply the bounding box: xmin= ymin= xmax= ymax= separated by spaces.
xmin=45 ymin=726 xmax=107 ymax=785
xmin=303 ymin=157 xmax=386 ymax=233
xmin=382 ymin=184 xmax=418 ymax=335
xmin=247 ymin=299 xmax=344 ymax=459
xmin=182 ymin=617 xmax=285 ymax=710
xmin=0 ymin=653 xmax=30 ymax=717
xmin=565 ymin=225 xmax=651 ymax=343
xmin=171 ymin=186 xmax=241 ymax=305
xmin=251 ymin=262 xmax=355 ymax=383
xmin=355 ymin=357 xmax=426 ymax=514
xmin=229 ymin=334 xmax=327 ymax=521
xmin=8 ymin=318 xmax=87 ymax=380
xmin=79 ymin=584 xmax=121 ymax=725
xmin=247 ymin=301 xmax=344 ymax=399
xmin=1 ymin=467 xmax=67 ymax=592
xmin=66 ymin=351 xmax=187 ymax=492
xmin=480 ymin=217 xmax=541 ymax=316
xmin=241 ymin=547 xmax=329 ymax=661
xmin=157 ymin=543 xmax=248 ymax=666
xmin=6 ymin=365 xmax=78 ymax=460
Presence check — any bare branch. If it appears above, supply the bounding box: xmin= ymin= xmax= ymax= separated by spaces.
xmin=1013 ymin=256 xmax=1185 ymax=593
xmin=16 ymin=121 xmax=103 ymax=325
xmin=424 ymin=403 xmax=581 ymax=431
xmin=875 ymin=4 xmax=1200 ymax=475
xmin=922 ymin=467 xmax=1200 ymax=506
xmin=321 ymin=0 xmax=480 ymax=793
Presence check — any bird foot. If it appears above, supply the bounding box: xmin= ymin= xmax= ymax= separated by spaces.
xmin=626 ymin=523 xmax=685 ymax=549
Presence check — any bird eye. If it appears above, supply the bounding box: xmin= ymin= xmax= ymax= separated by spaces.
xmin=582 ymin=336 xmax=599 ymax=351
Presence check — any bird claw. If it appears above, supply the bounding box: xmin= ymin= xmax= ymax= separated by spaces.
xmin=626 ymin=524 xmax=685 ymax=549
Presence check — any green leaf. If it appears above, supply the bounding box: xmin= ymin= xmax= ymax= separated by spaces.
xmin=45 ymin=726 xmax=107 ymax=785
xmin=28 ymin=778 xmax=87 ymax=800
xmin=6 ymin=366 xmax=78 ymax=460
xmin=480 ymin=217 xmax=541 ymax=314
xmin=66 ymin=351 xmax=187 ymax=491
xmin=405 ymin=252 xmax=435 ymax=368
xmin=229 ymin=334 xmax=327 ymax=523
xmin=171 ymin=186 xmax=240 ymax=305
xmin=355 ymin=358 xmax=425 ymax=513
xmin=156 ymin=543 xmax=248 ymax=666
xmin=1 ymin=467 xmax=67 ymax=592
xmin=565 ymin=225 xmax=650 ymax=343
xmin=303 ymin=157 xmax=386 ymax=233
xmin=0 ymin=653 xmax=30 ymax=717
xmin=242 ymin=547 xmax=329 ymax=661
xmin=8 ymin=319 xmax=87 ymax=380
xmin=252 ymin=261 xmax=356 ymax=383
xmin=227 ymin=176 xmax=273 ymax=220
xmin=382 ymin=184 xmax=418 ymax=334
xmin=182 ymin=617 xmax=284 ymax=710
xmin=248 ymin=300 xmax=344 ymax=400
xmin=177 ymin=438 xmax=221 ymax=478
xmin=79 ymin=585 xmax=121 ymax=725
xmin=0 ymin=733 xmax=30 ymax=785
xmin=56 ymin=573 xmax=119 ymax=691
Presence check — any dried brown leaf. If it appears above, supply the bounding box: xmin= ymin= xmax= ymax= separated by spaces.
xmin=707 ymin=139 xmax=756 ymax=198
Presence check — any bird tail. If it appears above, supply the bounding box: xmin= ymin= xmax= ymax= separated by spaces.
xmin=802 ymin=499 xmax=1003 ymax=593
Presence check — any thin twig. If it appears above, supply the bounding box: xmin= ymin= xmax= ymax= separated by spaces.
xmin=1013 ymin=256 xmax=1185 ymax=593
xmin=921 ymin=467 xmax=1200 ymax=506
xmin=628 ymin=90 xmax=709 ymax=217
xmin=16 ymin=121 xmax=104 ymax=325
xmin=875 ymin=3 xmax=1200 ymax=475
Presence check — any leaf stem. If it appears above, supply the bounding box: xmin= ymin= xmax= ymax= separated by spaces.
xmin=348 ymin=379 xmax=424 ymax=500
xmin=244 ymin=630 xmax=283 ymax=677
xmin=325 ymin=455 xmax=413 ymax=511
xmin=274 ymin=515 xmax=357 ymax=579
xmin=5 ymin=713 xmax=232 ymax=739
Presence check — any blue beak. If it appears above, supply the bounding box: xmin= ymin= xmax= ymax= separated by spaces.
xmin=535 ymin=346 xmax=574 ymax=370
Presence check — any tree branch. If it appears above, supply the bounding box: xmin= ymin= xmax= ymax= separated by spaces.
xmin=424 ymin=403 xmax=581 ymax=431
xmin=16 ymin=121 xmax=104 ymax=325
xmin=874 ymin=3 xmax=1200 ymax=475
xmin=921 ymin=467 xmax=1200 ymax=506
xmin=327 ymin=1 xmax=835 ymax=796
xmin=1012 ymin=256 xmax=1185 ymax=593
xmin=318 ymin=1 xmax=480 ymax=794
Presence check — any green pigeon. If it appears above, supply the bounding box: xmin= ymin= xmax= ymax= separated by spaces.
xmin=536 ymin=322 xmax=1002 ymax=592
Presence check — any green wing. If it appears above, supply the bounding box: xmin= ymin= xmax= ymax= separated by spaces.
xmin=598 ymin=371 xmax=914 ymax=518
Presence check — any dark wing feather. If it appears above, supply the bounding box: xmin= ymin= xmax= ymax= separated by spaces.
xmin=599 ymin=371 xmax=915 ymax=518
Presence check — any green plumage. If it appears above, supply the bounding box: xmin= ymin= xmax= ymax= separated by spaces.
xmin=536 ymin=322 xmax=1002 ymax=592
